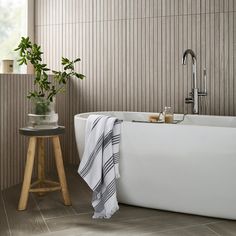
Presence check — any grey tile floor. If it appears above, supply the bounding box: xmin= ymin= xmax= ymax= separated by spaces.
xmin=0 ymin=165 xmax=236 ymax=236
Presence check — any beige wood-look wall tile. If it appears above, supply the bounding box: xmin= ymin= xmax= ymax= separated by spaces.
xmin=141 ymin=18 xmax=146 ymax=111
xmin=149 ymin=0 xmax=155 ymax=18
xmin=224 ymin=13 xmax=229 ymax=115
xmin=224 ymin=0 xmax=229 ymax=12
xmin=196 ymin=14 xmax=201 ymax=92
xmin=149 ymin=17 xmax=154 ymax=111
xmin=229 ymin=0 xmax=234 ymax=12
xmin=187 ymin=0 xmax=192 ymax=15
xmin=86 ymin=0 xmax=93 ymax=22
xmin=200 ymin=0 xmax=206 ymax=14
xmin=101 ymin=20 xmax=106 ymax=110
xmin=30 ymin=0 xmax=236 ymax=170
xmin=110 ymin=18 xmax=116 ymax=111
xmin=120 ymin=0 xmax=127 ymax=20
xmin=219 ymin=0 xmax=225 ymax=12
xmin=153 ymin=0 xmax=162 ymax=17
xmin=229 ymin=12 xmax=234 ymax=115
xmin=113 ymin=0 xmax=120 ymax=20
xmin=62 ymin=0 xmax=76 ymax=24
xmin=36 ymin=0 xmax=63 ymax=25
xmin=127 ymin=0 xmax=134 ymax=19
xmin=182 ymin=14 xmax=187 ymax=113
xmin=234 ymin=12 xmax=236 ymax=115
xmin=156 ymin=17 xmax=162 ymax=111
xmin=205 ymin=0 xmax=210 ymax=13
xmin=210 ymin=12 xmax=215 ymax=115
xmin=205 ymin=13 xmax=210 ymax=115
xmin=126 ymin=19 xmax=132 ymax=110
xmin=219 ymin=13 xmax=225 ymax=115
xmin=0 ymin=75 xmax=68 ymax=189
xmin=35 ymin=26 xmax=63 ymax=71
xmin=161 ymin=0 xmax=168 ymax=16
xmin=178 ymin=0 xmax=183 ymax=15
xmin=170 ymin=0 xmax=176 ymax=16
xmin=215 ymin=0 xmax=225 ymax=13
xmin=141 ymin=0 xmax=146 ymax=18
xmin=132 ymin=18 xmax=138 ymax=111
xmin=170 ymin=16 xmax=175 ymax=109
xmin=173 ymin=0 xmax=179 ymax=15
xmin=182 ymin=0 xmax=188 ymax=15
xmin=161 ymin=16 xmax=166 ymax=109
xmin=137 ymin=0 xmax=143 ymax=19
xmin=121 ymin=20 xmax=127 ymax=110
xmin=35 ymin=0 xmax=40 ymax=26
xmin=174 ymin=16 xmax=179 ymax=112
xmin=214 ymin=13 xmax=220 ymax=115
xmin=165 ymin=16 xmax=171 ymax=107
xmin=136 ymin=18 xmax=142 ymax=111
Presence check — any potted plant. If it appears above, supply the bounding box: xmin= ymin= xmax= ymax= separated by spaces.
xmin=15 ymin=37 xmax=85 ymax=129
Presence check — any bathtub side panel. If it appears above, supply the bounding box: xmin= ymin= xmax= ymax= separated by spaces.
xmin=74 ymin=117 xmax=87 ymax=160
xmin=117 ymin=123 xmax=236 ymax=219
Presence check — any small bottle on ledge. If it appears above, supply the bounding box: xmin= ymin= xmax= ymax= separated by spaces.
xmin=164 ymin=107 xmax=174 ymax=124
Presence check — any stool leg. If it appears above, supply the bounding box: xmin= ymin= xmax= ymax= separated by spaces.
xmin=18 ymin=137 xmax=37 ymax=211
xmin=52 ymin=136 xmax=71 ymax=206
xmin=38 ymin=138 xmax=45 ymax=196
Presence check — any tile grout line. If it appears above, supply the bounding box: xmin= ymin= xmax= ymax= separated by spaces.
xmin=43 ymin=211 xmax=93 ymax=221
xmin=205 ymin=225 xmax=222 ymax=236
xmin=1 ymin=193 xmax=12 ymax=236
xmin=145 ymin=220 xmax=224 ymax=234
xmin=41 ymin=206 xmax=224 ymax=233
xmin=70 ymin=205 xmax=78 ymax=215
xmin=32 ymin=194 xmax=51 ymax=233
xmin=34 ymin=10 xmax=236 ymax=26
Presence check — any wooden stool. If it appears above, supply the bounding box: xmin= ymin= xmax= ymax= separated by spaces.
xmin=18 ymin=126 xmax=71 ymax=211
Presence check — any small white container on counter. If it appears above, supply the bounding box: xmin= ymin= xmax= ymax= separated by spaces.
xmin=1 ymin=60 xmax=14 ymax=73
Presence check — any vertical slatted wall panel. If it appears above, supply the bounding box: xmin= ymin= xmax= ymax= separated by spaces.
xmin=0 ymin=74 xmax=67 ymax=190
xmin=33 ymin=0 xmax=236 ymax=166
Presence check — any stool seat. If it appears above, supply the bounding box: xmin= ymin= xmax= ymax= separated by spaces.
xmin=19 ymin=126 xmax=65 ymax=136
xmin=18 ymin=126 xmax=71 ymax=211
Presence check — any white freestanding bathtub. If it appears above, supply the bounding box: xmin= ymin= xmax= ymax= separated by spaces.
xmin=74 ymin=112 xmax=236 ymax=220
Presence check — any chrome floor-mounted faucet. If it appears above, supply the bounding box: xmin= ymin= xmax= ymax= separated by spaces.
xmin=182 ymin=49 xmax=207 ymax=114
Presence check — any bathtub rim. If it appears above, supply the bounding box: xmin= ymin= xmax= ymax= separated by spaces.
xmin=74 ymin=111 xmax=236 ymax=129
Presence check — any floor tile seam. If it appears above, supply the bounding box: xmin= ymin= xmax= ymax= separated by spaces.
xmin=44 ymin=213 xmax=224 ymax=233
xmin=44 ymin=211 xmax=93 ymax=221
xmin=32 ymin=194 xmax=51 ymax=233
xmin=43 ymin=212 xmax=79 ymax=221
xmin=42 ymin=209 xmax=225 ymax=226
xmin=205 ymin=224 xmax=223 ymax=236
xmin=71 ymin=205 xmax=78 ymax=215
xmin=1 ymin=193 xmax=12 ymax=236
xmin=141 ymin=220 xmax=224 ymax=234
xmin=115 ymin=213 xmax=224 ymax=225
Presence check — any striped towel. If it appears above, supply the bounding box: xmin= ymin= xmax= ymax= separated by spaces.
xmin=78 ymin=115 xmax=122 ymax=219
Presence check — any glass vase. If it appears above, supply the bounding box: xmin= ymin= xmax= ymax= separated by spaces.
xmin=28 ymin=97 xmax=58 ymax=129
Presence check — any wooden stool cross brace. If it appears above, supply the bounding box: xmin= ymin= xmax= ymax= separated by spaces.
xmin=18 ymin=127 xmax=71 ymax=211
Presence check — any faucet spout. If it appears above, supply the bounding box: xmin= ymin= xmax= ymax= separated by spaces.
xmin=182 ymin=49 xmax=196 ymax=65
xmin=182 ymin=49 xmax=207 ymax=115
xmin=182 ymin=49 xmax=197 ymax=89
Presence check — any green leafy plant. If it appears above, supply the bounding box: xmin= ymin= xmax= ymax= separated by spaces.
xmin=15 ymin=37 xmax=85 ymax=114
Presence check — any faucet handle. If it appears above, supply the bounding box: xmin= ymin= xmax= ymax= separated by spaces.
xmin=199 ymin=68 xmax=207 ymax=96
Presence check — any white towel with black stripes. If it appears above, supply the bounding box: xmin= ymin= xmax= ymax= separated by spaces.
xmin=78 ymin=115 xmax=121 ymax=219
